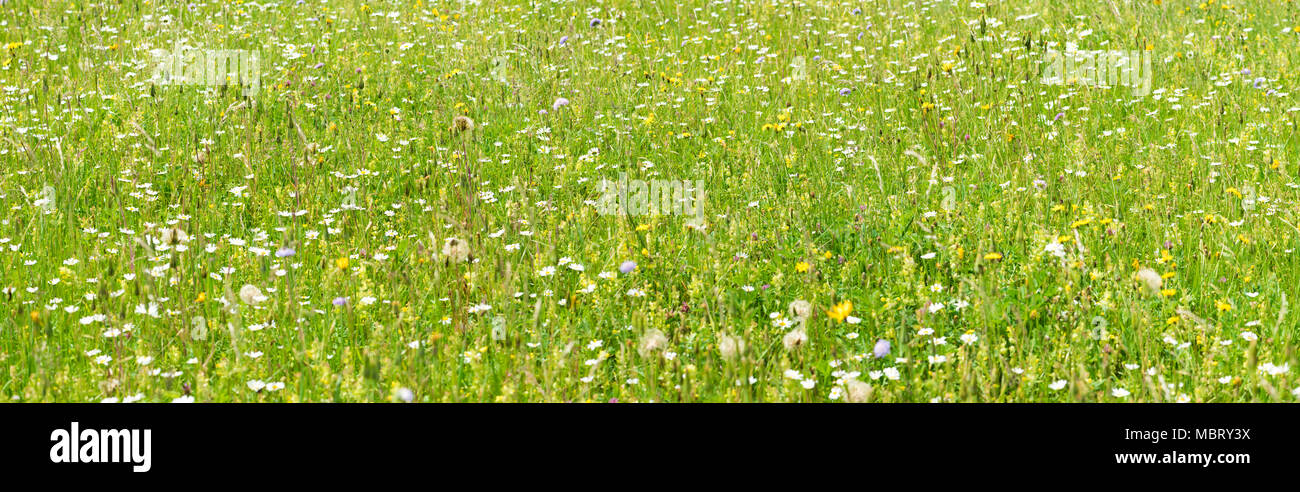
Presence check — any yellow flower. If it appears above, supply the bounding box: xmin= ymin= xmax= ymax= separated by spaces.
xmin=1215 ymin=300 xmax=1232 ymax=312
xmin=827 ymin=301 xmax=853 ymax=323
xmin=795 ymin=261 xmax=810 ymax=273
xmin=335 ymin=257 xmax=350 ymax=270
xmin=983 ymin=252 xmax=1003 ymax=261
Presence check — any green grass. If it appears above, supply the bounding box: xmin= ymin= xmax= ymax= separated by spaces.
xmin=0 ymin=0 xmax=1298 ymax=402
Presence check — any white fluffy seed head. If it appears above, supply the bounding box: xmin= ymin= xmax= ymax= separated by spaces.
xmin=718 ymin=334 xmax=744 ymax=360
xmin=160 ymin=226 xmax=188 ymax=245
xmin=782 ymin=328 xmax=808 ymax=351
xmin=239 ymin=284 xmax=266 ymax=305
xmin=442 ymin=237 xmax=471 ymax=263
xmin=789 ymin=299 xmax=813 ymax=322
xmin=638 ymin=329 xmax=668 ymax=357
xmin=845 ymin=379 xmax=873 ymax=403
xmin=1136 ymin=268 xmax=1162 ymax=294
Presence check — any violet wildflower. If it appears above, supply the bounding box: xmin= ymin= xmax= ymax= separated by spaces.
xmin=873 ymin=339 xmax=891 ymax=359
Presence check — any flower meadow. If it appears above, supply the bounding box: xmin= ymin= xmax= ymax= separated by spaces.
xmin=1 ymin=0 xmax=1299 ymax=403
